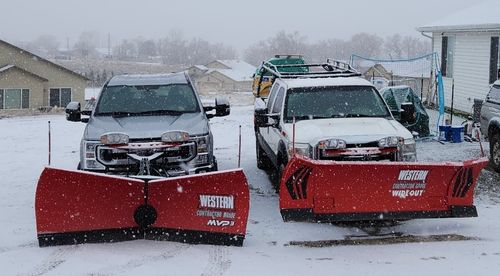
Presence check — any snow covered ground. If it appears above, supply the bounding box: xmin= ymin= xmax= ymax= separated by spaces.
xmin=1 ymin=106 xmax=499 ymax=275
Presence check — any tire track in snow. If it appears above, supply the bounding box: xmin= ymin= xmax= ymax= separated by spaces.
xmin=90 ymin=243 xmax=190 ymax=276
xmin=21 ymin=246 xmax=77 ymax=276
xmin=201 ymin=246 xmax=231 ymax=276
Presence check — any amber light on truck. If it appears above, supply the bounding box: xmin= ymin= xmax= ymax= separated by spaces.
xmin=100 ymin=133 xmax=129 ymax=145
xmin=161 ymin=131 xmax=190 ymax=143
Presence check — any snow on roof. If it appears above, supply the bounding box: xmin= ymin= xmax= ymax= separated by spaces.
xmin=377 ymin=62 xmax=431 ymax=78
xmin=417 ymin=0 xmax=500 ymax=32
xmin=0 ymin=64 xmax=15 ymax=73
xmin=283 ymin=77 xmax=373 ymax=89
xmin=193 ymin=65 xmax=208 ymax=71
xmin=217 ymin=60 xmax=255 ymax=71
xmin=206 ymin=60 xmax=256 ymax=82
xmin=107 ymin=72 xmax=187 ymax=86
xmin=0 ymin=64 xmax=49 ymax=81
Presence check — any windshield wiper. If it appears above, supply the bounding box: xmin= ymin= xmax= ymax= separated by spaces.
xmin=97 ymin=110 xmax=186 ymax=117
xmin=343 ymin=114 xmax=376 ymax=118
xmin=132 ymin=110 xmax=185 ymax=116
xmin=94 ymin=111 xmax=132 ymax=118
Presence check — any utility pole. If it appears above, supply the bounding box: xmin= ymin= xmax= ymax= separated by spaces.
xmin=107 ymin=33 xmax=111 ymax=58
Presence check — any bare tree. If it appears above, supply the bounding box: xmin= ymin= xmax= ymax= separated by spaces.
xmin=348 ymin=33 xmax=384 ymax=59
xmin=74 ymin=31 xmax=100 ymax=58
xmin=244 ymin=31 xmax=308 ymax=65
xmin=25 ymin=35 xmax=60 ymax=57
xmin=114 ymin=39 xmax=137 ymax=60
xmin=137 ymin=39 xmax=157 ymax=58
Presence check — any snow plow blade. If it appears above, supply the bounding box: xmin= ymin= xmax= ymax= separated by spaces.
xmin=279 ymin=156 xmax=488 ymax=222
xmin=36 ymin=168 xmax=249 ymax=247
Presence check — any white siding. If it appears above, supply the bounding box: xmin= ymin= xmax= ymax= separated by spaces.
xmin=433 ymin=33 xmax=494 ymax=113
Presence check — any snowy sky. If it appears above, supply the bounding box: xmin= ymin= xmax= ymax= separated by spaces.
xmin=0 ymin=0 xmax=479 ymax=50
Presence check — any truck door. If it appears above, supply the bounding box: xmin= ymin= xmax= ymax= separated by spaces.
xmin=268 ymin=87 xmax=286 ymax=156
xmin=259 ymin=84 xmax=280 ymax=154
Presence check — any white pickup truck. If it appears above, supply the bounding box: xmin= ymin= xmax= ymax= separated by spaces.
xmin=254 ymin=74 xmax=417 ymax=189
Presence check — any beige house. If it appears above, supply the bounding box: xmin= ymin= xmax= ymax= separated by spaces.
xmin=188 ymin=60 xmax=255 ymax=94
xmin=0 ymin=39 xmax=88 ymax=113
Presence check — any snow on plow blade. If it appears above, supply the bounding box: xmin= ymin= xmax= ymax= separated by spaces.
xmin=35 ymin=168 xmax=249 ymax=247
xmin=279 ymin=156 xmax=489 ymax=222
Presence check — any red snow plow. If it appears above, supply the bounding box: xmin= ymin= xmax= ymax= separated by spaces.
xmin=35 ymin=167 xmax=249 ymax=246
xmin=279 ymin=155 xmax=488 ymax=222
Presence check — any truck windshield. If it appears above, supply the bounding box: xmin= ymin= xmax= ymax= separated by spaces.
xmin=95 ymin=84 xmax=200 ymax=116
xmin=284 ymin=86 xmax=391 ymax=122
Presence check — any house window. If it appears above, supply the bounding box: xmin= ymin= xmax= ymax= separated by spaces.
xmin=0 ymin=89 xmax=29 ymax=109
xmin=441 ymin=36 xmax=455 ymax=77
xmin=490 ymin=37 xmax=499 ymax=84
xmin=49 ymin=88 xmax=72 ymax=107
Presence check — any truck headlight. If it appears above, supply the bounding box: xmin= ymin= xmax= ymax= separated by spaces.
xmin=82 ymin=140 xmax=105 ymax=169
xmin=288 ymin=142 xmax=312 ymax=158
xmin=100 ymin=132 xmax=129 ymax=145
xmin=161 ymin=131 xmax=190 ymax=143
xmin=401 ymin=138 xmax=417 ymax=161
xmin=195 ymin=136 xmax=208 ymax=153
xmin=378 ymin=136 xmax=404 ymax=148
xmin=318 ymin=139 xmax=347 ymax=150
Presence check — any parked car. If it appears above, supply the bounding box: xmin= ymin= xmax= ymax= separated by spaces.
xmin=480 ymin=80 xmax=500 ymax=172
xmin=380 ymin=85 xmax=430 ymax=137
xmin=65 ymin=72 xmax=230 ymax=177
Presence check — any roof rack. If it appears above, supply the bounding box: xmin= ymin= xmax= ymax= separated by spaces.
xmin=273 ymin=54 xmax=304 ymax=59
xmin=261 ymin=59 xmax=361 ymax=79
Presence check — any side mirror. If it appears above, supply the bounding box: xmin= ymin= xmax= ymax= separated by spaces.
xmin=400 ymin=102 xmax=416 ymax=124
xmin=254 ymin=107 xmax=268 ymax=128
xmin=65 ymin=101 xmax=81 ymax=122
xmin=254 ymin=108 xmax=280 ymax=128
xmin=215 ymin=96 xmax=230 ymax=117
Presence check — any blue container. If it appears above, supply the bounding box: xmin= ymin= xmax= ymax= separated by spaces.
xmin=450 ymin=126 xmax=464 ymax=143
xmin=439 ymin=125 xmax=451 ymax=141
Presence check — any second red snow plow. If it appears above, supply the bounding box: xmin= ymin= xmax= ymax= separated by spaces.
xmin=279 ymin=155 xmax=488 ymax=222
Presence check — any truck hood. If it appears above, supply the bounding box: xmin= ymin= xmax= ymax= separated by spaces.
xmin=283 ymin=117 xmax=413 ymax=145
xmin=83 ymin=113 xmax=209 ymax=140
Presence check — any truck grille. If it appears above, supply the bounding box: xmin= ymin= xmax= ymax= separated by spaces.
xmin=316 ymin=144 xmax=398 ymax=161
xmin=96 ymin=141 xmax=197 ymax=167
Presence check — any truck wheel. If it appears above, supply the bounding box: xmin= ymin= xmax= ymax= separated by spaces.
xmin=211 ymin=156 xmax=218 ymax=171
xmin=272 ymin=156 xmax=288 ymax=193
xmin=256 ymin=140 xmax=272 ymax=170
xmin=490 ymin=133 xmax=500 ymax=172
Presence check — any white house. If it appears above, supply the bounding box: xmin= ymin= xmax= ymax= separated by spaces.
xmin=417 ymin=0 xmax=500 ymax=113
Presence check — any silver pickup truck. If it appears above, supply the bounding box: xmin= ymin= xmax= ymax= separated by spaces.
xmin=65 ymin=72 xmax=230 ymax=177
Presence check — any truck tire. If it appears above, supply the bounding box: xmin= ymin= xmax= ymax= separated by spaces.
xmin=490 ymin=133 xmax=500 ymax=172
xmin=271 ymin=154 xmax=288 ymax=193
xmin=256 ymin=139 xmax=272 ymax=170
xmin=211 ymin=156 xmax=218 ymax=172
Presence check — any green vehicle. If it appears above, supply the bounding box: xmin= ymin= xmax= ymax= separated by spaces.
xmin=252 ymin=55 xmax=307 ymax=98
xmin=380 ymin=85 xmax=430 ymax=137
